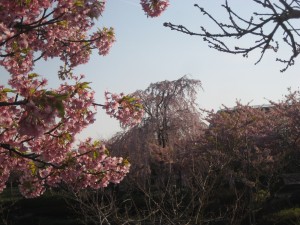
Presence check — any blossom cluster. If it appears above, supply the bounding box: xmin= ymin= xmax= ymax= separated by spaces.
xmin=141 ymin=0 xmax=169 ymax=17
xmin=104 ymin=92 xmax=144 ymax=128
xmin=91 ymin=27 xmax=116 ymax=56
xmin=0 ymin=0 xmax=109 ymax=77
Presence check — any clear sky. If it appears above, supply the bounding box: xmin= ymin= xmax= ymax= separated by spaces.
xmin=3 ymin=0 xmax=300 ymax=140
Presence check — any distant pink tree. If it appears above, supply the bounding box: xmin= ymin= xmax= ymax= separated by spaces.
xmin=0 ymin=0 xmax=167 ymax=198
xmin=204 ymin=92 xmax=300 ymax=194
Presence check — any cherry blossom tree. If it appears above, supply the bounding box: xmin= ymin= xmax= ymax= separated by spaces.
xmin=108 ymin=76 xmax=205 ymax=182
xmin=0 ymin=0 xmax=169 ymax=198
xmin=134 ymin=75 xmax=203 ymax=148
xmin=202 ymin=92 xmax=300 ymax=224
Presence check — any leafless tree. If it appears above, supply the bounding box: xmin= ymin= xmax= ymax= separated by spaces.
xmin=61 ymin=187 xmax=118 ymax=225
xmin=164 ymin=0 xmax=300 ymax=71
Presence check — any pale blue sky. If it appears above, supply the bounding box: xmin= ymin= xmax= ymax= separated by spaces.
xmin=2 ymin=0 xmax=300 ymax=139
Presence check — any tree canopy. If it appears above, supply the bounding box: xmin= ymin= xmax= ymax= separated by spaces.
xmin=0 ymin=0 xmax=169 ymax=198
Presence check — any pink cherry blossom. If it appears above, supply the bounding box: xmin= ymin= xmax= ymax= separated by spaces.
xmin=0 ymin=0 xmax=165 ymax=198
xmin=104 ymin=91 xmax=144 ymax=127
xmin=141 ymin=0 xmax=169 ymax=17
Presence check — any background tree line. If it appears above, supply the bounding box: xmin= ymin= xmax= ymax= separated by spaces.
xmin=49 ymin=76 xmax=300 ymax=225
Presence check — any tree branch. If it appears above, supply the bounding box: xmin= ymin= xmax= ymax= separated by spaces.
xmin=164 ymin=0 xmax=300 ymax=71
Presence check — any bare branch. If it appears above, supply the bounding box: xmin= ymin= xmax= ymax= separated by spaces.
xmin=164 ymin=0 xmax=300 ymax=71
xmin=0 ymin=100 xmax=27 ymax=107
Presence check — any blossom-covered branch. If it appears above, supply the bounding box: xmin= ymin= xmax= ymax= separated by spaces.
xmin=0 ymin=0 xmax=167 ymax=198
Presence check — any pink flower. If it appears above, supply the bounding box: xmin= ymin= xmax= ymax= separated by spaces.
xmin=141 ymin=0 xmax=169 ymax=17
